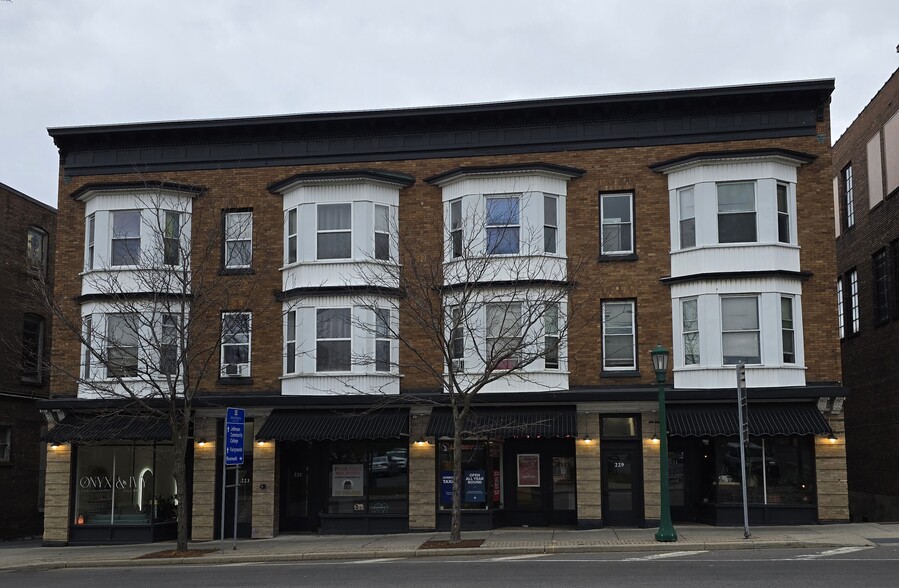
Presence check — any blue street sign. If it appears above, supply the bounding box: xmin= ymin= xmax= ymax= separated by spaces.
xmin=225 ymin=407 xmax=245 ymax=466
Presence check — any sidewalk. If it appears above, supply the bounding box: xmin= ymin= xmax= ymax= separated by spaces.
xmin=2 ymin=523 xmax=897 ymax=572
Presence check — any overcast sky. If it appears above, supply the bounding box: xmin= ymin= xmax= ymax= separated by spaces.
xmin=2 ymin=0 xmax=897 ymax=207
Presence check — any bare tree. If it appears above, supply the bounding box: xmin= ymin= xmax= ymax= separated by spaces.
xmin=354 ymin=192 xmax=597 ymax=543
xmin=39 ymin=182 xmax=269 ymax=552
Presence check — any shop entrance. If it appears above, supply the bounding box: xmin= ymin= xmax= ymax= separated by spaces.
xmin=279 ymin=441 xmax=322 ymax=532
xmin=599 ymin=415 xmax=644 ymax=527
xmin=502 ymin=438 xmax=576 ymax=527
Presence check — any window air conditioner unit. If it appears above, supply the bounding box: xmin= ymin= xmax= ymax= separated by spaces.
xmin=450 ymin=359 xmax=464 ymax=372
xmin=224 ymin=363 xmax=249 ymax=377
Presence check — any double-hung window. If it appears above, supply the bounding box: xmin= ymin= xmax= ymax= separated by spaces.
xmin=781 ymin=297 xmax=795 ymax=364
xmin=721 ymin=296 xmax=760 ymax=364
xmin=848 ymin=269 xmax=860 ymax=334
xmin=544 ymin=304 xmax=559 ymax=370
xmin=544 ymin=195 xmax=558 ymax=254
xmin=286 ymin=208 xmax=298 ymax=265
xmin=375 ymin=308 xmax=391 ymax=371
xmin=837 ymin=279 xmax=845 ymax=339
xmin=159 ymin=314 xmax=178 ymax=375
xmin=843 ymin=165 xmax=855 ymax=229
xmin=317 ymin=203 xmax=352 ymax=259
xmin=682 ymin=298 xmax=699 ymax=365
xmin=486 ymin=196 xmax=520 ymax=255
xmin=600 ymin=193 xmax=633 ymax=255
xmin=111 ymin=210 xmax=142 ymax=266
xmin=873 ymin=249 xmax=890 ymax=325
xmin=163 ymin=211 xmax=181 ymax=266
xmin=221 ymin=312 xmax=251 ymax=377
xmin=82 ymin=316 xmax=93 ymax=380
xmin=224 ymin=211 xmax=252 ymax=269
xmin=678 ymin=187 xmax=695 ymax=249
xmin=26 ymin=227 xmax=48 ymax=277
xmin=717 ymin=182 xmax=756 ymax=243
xmin=486 ymin=302 xmax=522 ymax=369
xmin=107 ymin=313 xmax=139 ymax=378
xmin=317 ymin=308 xmax=351 ymax=372
xmin=86 ymin=214 xmax=96 ymax=270
xmin=777 ymin=183 xmax=790 ymax=244
xmin=375 ymin=205 xmax=390 ymax=261
xmin=450 ymin=200 xmax=463 ymax=258
xmin=602 ymin=301 xmax=635 ymax=370
xmin=21 ymin=314 xmax=44 ymax=383
xmin=285 ymin=310 xmax=297 ymax=374
xmin=449 ymin=306 xmax=465 ymax=371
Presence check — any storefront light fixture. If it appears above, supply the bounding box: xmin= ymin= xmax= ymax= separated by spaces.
xmin=196 ymin=438 xmax=207 ymax=447
xmin=582 ymin=433 xmax=593 ymax=444
xmin=257 ymin=439 xmax=267 ymax=446
xmin=414 ymin=436 xmax=429 ymax=446
xmin=50 ymin=442 xmax=62 ymax=449
xmin=651 ymin=432 xmax=660 ymax=444
xmin=827 ymin=432 xmax=838 ymax=443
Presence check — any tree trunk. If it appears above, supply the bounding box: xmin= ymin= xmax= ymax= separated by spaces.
xmin=172 ymin=416 xmax=189 ymax=552
xmin=450 ymin=412 xmax=463 ymax=543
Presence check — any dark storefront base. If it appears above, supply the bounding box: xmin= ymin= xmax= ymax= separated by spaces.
xmin=319 ymin=514 xmax=409 ymax=534
xmin=695 ymin=504 xmax=817 ymax=526
xmin=68 ymin=521 xmax=176 ymax=544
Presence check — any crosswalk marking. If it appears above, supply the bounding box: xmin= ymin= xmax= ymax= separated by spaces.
xmin=623 ymin=550 xmax=708 ymax=561
xmin=793 ymin=546 xmax=872 ymax=559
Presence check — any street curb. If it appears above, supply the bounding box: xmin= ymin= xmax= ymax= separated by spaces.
xmin=1 ymin=539 xmax=874 ymax=572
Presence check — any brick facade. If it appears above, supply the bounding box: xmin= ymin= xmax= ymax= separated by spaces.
xmin=833 ymin=67 xmax=899 ymax=521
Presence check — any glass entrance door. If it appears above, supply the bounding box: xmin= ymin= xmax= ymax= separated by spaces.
xmin=601 ymin=442 xmax=643 ymax=526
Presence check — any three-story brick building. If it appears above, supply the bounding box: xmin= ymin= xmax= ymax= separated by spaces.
xmin=41 ymin=79 xmax=848 ymax=544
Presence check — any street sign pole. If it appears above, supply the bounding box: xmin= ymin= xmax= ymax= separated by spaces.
xmin=222 ymin=407 xmax=245 ymax=552
xmin=736 ymin=363 xmax=751 ymax=540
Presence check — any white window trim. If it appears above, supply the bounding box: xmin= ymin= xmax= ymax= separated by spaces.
xmin=449 ymin=199 xmax=463 ymax=259
xmin=544 ymin=194 xmax=558 ymax=254
xmin=485 ymin=194 xmax=521 ymax=256
xmin=110 ymin=210 xmax=143 ymax=267
xmin=678 ymin=187 xmax=695 ymax=250
xmin=601 ymin=300 xmax=636 ymax=371
xmin=286 ymin=208 xmax=298 ymax=265
xmin=486 ymin=302 xmax=523 ymax=370
xmin=781 ymin=296 xmax=796 ymax=364
xmin=449 ymin=305 xmax=465 ymax=371
xmin=224 ymin=211 xmax=253 ymax=269
xmin=106 ymin=312 xmax=140 ymax=379
xmin=837 ymin=279 xmax=845 ymax=339
xmin=220 ymin=312 xmax=251 ymax=378
xmin=544 ymin=303 xmax=560 ymax=370
xmin=720 ymin=295 xmax=761 ymax=365
xmin=374 ymin=307 xmax=392 ymax=372
xmin=716 ymin=181 xmax=758 ymax=245
xmin=681 ymin=298 xmax=699 ymax=366
xmin=849 ymin=269 xmax=860 ymax=334
xmin=316 ymin=307 xmax=352 ymax=372
xmin=776 ymin=183 xmax=791 ymax=244
xmin=285 ymin=310 xmax=297 ymax=374
xmin=374 ymin=204 xmax=390 ymax=262
xmin=316 ymin=203 xmax=353 ymax=261
xmin=600 ymin=192 xmax=634 ymax=255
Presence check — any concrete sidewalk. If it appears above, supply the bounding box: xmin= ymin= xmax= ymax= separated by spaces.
xmin=2 ymin=523 xmax=897 ymax=572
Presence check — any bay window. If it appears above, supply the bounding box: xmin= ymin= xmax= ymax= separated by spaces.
xmin=450 ymin=199 xmax=463 ymax=258
xmin=316 ymin=308 xmax=351 ymax=372
xmin=159 ymin=314 xmax=178 ymax=375
xmin=286 ymin=310 xmax=297 ymax=374
xmin=449 ymin=306 xmax=465 ymax=371
xmin=286 ymin=208 xmax=298 ymax=265
xmin=777 ymin=184 xmax=790 ymax=244
xmin=317 ymin=203 xmax=352 ymax=260
xmin=682 ymin=298 xmax=699 ymax=365
xmin=678 ymin=187 xmax=695 ymax=249
xmin=375 ymin=308 xmax=391 ymax=372
xmin=544 ymin=304 xmax=559 ymax=369
xmin=107 ymin=313 xmax=139 ymax=378
xmin=486 ymin=302 xmax=522 ymax=369
xmin=717 ymin=182 xmax=756 ymax=244
xmin=486 ymin=196 xmax=520 ymax=255
xmin=111 ymin=210 xmax=141 ymax=266
xmin=544 ymin=195 xmax=558 ymax=253
xmin=375 ymin=205 xmax=390 ymax=261
xmin=781 ymin=297 xmax=795 ymax=364
xmin=163 ymin=211 xmax=180 ymax=266
xmin=721 ymin=296 xmax=760 ymax=364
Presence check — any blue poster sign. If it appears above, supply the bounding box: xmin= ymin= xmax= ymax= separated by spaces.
xmin=440 ymin=472 xmax=453 ymax=505
xmin=464 ymin=470 xmax=486 ymax=503
xmin=225 ymin=407 xmax=245 ymax=466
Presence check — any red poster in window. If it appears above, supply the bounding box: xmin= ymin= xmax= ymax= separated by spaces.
xmin=517 ymin=453 xmax=540 ymax=487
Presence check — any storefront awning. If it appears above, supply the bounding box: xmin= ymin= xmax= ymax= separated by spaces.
xmin=42 ymin=415 xmax=172 ymax=443
xmin=425 ymin=407 xmax=576 ymax=439
xmin=256 ymin=409 xmax=408 ymax=441
xmin=667 ymin=404 xmax=832 ymax=437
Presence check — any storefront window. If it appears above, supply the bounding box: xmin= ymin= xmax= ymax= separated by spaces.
xmin=438 ymin=441 xmax=502 ymax=510
xmin=327 ymin=440 xmax=408 ymax=515
xmin=713 ymin=436 xmax=814 ymax=505
xmin=73 ymin=443 xmax=176 ymax=526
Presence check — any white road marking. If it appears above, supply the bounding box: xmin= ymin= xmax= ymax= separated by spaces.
xmin=487 ymin=554 xmax=551 ymax=562
xmin=793 ymin=546 xmax=873 ymax=559
xmin=623 ymin=550 xmax=708 ymax=561
xmin=348 ymin=557 xmax=406 ymax=564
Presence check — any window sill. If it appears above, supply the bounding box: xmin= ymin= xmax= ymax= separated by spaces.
xmin=219 ymin=268 xmax=255 ymax=276
xmin=217 ymin=377 xmax=253 ymax=386
xmin=599 ymin=253 xmax=637 ymax=262
xmin=280 ymin=372 xmax=400 ymax=379
xmin=20 ymin=378 xmax=44 ymax=387
xmin=601 ymin=370 xmax=640 ymax=378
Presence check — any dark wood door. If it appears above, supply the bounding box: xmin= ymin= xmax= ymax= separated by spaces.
xmin=601 ymin=441 xmax=643 ymax=526
xmin=279 ymin=441 xmax=320 ymax=532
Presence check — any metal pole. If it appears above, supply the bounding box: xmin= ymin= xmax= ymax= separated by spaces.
xmin=736 ymin=362 xmax=751 ymax=539
xmin=233 ymin=464 xmax=239 ymax=550
xmin=220 ymin=457 xmax=226 ymax=553
xmin=655 ymin=374 xmax=677 ymax=542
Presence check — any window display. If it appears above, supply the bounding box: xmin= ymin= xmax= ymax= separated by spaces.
xmin=438 ymin=441 xmax=502 ymax=510
xmin=327 ymin=440 xmax=408 ymax=514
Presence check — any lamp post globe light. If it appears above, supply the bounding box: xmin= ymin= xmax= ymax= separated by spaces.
xmin=651 ymin=344 xmax=677 ymax=542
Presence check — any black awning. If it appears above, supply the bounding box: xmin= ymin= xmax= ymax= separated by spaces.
xmin=43 ymin=415 xmax=172 ymax=443
xmin=425 ymin=407 xmax=576 ymax=439
xmin=667 ymin=404 xmax=832 ymax=437
xmin=256 ymin=409 xmax=408 ymax=441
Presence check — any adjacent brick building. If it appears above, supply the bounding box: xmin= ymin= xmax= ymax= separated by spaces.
xmin=0 ymin=182 xmax=55 ymax=539
xmin=40 ymin=79 xmax=848 ymax=544
xmin=833 ymin=66 xmax=899 ymax=521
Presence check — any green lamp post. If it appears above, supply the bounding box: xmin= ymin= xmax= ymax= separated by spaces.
xmin=651 ymin=344 xmax=677 ymax=542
